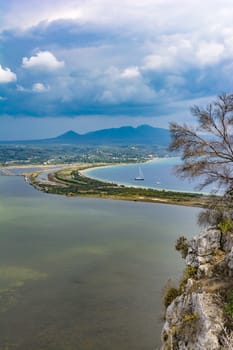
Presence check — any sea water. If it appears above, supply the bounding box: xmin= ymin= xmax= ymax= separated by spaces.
xmin=0 ymin=176 xmax=199 ymax=349
xmin=83 ymin=157 xmax=214 ymax=193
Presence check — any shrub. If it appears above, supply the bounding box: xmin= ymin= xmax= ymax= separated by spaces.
xmin=175 ymin=236 xmax=189 ymax=258
xmin=183 ymin=312 xmax=199 ymax=323
xmin=218 ymin=219 xmax=233 ymax=234
xmin=164 ymin=287 xmax=180 ymax=308
xmin=224 ymin=291 xmax=233 ymax=318
xmin=179 ymin=266 xmax=198 ymax=290
xmin=184 ymin=266 xmax=198 ymax=279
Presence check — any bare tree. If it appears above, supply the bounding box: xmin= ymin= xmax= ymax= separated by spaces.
xmin=169 ymin=93 xmax=233 ymax=225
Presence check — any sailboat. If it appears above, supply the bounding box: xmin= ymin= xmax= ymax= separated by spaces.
xmin=134 ymin=166 xmax=144 ymax=181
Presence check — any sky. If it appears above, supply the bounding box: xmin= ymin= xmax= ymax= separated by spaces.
xmin=0 ymin=0 xmax=233 ymax=140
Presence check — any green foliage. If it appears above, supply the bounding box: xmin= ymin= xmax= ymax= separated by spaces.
xmin=175 ymin=236 xmax=189 ymax=258
xmin=224 ymin=291 xmax=233 ymax=318
xmin=31 ymin=166 xmax=206 ymax=207
xmin=0 ymin=144 xmax=163 ymax=166
xmin=163 ymin=287 xmax=180 ymax=308
xmin=183 ymin=312 xmax=199 ymax=323
xmin=162 ymin=331 xmax=168 ymax=342
xmin=218 ymin=219 xmax=233 ymax=234
xmin=179 ymin=266 xmax=198 ymax=290
xmin=184 ymin=266 xmax=198 ymax=279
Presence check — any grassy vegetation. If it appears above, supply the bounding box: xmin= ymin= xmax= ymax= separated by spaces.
xmin=224 ymin=291 xmax=233 ymax=319
xmin=163 ymin=287 xmax=180 ymax=308
xmin=218 ymin=219 xmax=233 ymax=234
xmin=175 ymin=236 xmax=189 ymax=258
xmin=29 ymin=165 xmax=212 ymax=207
xmin=31 ymin=166 xmax=211 ymax=206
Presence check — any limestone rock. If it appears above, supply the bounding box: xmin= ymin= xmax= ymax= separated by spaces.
xmin=161 ymin=226 xmax=233 ymax=349
xmin=186 ymin=228 xmax=222 ymax=278
xmin=161 ymin=292 xmax=224 ymax=350
xmin=227 ymin=247 xmax=233 ymax=273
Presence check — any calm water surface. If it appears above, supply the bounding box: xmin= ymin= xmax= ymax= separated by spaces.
xmin=0 ymin=176 xmax=199 ymax=349
xmin=83 ymin=157 xmax=213 ymax=193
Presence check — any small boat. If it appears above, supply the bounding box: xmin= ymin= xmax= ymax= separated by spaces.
xmin=134 ymin=166 xmax=144 ymax=181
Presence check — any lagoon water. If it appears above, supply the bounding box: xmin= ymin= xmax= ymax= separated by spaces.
xmin=84 ymin=157 xmax=210 ymax=193
xmin=0 ymin=175 xmax=199 ymax=349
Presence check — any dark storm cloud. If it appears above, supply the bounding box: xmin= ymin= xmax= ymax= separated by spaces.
xmin=1 ymin=0 xmax=233 ymax=140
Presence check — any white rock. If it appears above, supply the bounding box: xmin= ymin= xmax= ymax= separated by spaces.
xmin=161 ymin=292 xmax=224 ymax=350
xmin=186 ymin=228 xmax=222 ymax=276
xmin=193 ymin=292 xmax=223 ymax=349
xmin=189 ymin=228 xmax=221 ymax=257
xmin=227 ymin=247 xmax=233 ymax=270
xmin=161 ymin=226 xmax=230 ymax=349
xmin=198 ymin=263 xmax=214 ymax=278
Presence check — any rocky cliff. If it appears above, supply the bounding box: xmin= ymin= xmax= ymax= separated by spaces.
xmin=161 ymin=227 xmax=233 ymax=349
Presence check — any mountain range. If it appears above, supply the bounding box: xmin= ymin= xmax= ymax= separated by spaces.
xmin=1 ymin=125 xmax=170 ymax=146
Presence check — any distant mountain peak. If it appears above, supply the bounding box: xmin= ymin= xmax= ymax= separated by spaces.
xmin=57 ymin=130 xmax=80 ymax=139
xmin=137 ymin=124 xmax=152 ymax=128
xmin=61 ymin=130 xmax=79 ymax=136
xmin=0 ymin=125 xmax=170 ymax=146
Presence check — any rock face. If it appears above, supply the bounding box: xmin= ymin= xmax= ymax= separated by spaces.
xmin=162 ymin=292 xmax=224 ymax=349
xmin=186 ymin=228 xmax=223 ymax=279
xmin=161 ymin=227 xmax=233 ymax=350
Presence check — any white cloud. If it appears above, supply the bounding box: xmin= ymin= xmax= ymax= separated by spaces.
xmin=1 ymin=0 xmax=232 ymax=35
xmin=22 ymin=51 xmax=64 ymax=70
xmin=16 ymin=85 xmax=26 ymax=92
xmin=120 ymin=66 xmax=141 ymax=79
xmin=1 ymin=1 xmax=84 ymax=30
xmin=97 ymin=65 xmax=156 ymax=104
xmin=142 ymin=37 xmax=227 ymax=72
xmin=104 ymin=66 xmax=141 ymax=81
xmin=196 ymin=42 xmax=225 ymax=65
xmin=0 ymin=96 xmax=7 ymax=101
xmin=0 ymin=65 xmax=17 ymax=83
xmin=142 ymin=37 xmax=196 ymax=72
xmin=2 ymin=0 xmax=233 ymax=125
xmin=32 ymin=82 xmax=50 ymax=92
xmin=143 ymin=54 xmax=174 ymax=71
xmin=3 ymin=1 xmax=233 ymax=76
xmin=17 ymin=83 xmax=50 ymax=93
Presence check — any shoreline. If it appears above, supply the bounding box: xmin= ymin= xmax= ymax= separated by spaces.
xmin=1 ymin=160 xmax=215 ymax=207
xmin=80 ymin=158 xmax=210 ymax=196
xmin=27 ymin=163 xmax=212 ymax=208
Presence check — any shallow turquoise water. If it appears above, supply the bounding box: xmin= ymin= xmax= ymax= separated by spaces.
xmin=0 ymin=176 xmax=199 ymax=349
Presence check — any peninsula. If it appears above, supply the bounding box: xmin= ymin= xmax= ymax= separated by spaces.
xmin=28 ymin=164 xmax=211 ymax=208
